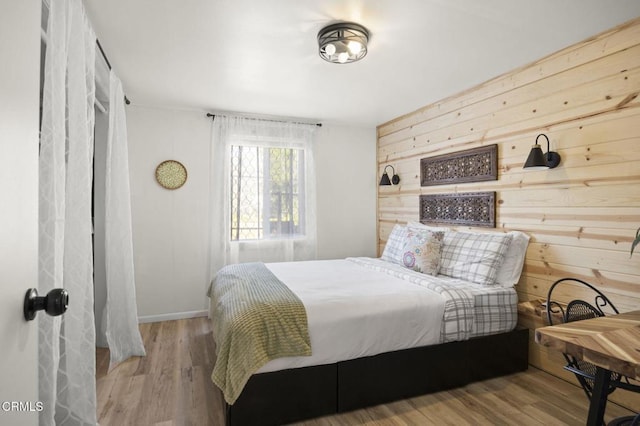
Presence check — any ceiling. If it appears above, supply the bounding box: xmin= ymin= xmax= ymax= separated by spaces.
xmin=83 ymin=0 xmax=640 ymax=127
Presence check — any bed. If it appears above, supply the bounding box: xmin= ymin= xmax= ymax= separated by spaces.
xmin=208 ymin=224 xmax=530 ymax=426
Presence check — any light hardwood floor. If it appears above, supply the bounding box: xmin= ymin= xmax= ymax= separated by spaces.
xmin=96 ymin=317 xmax=636 ymax=425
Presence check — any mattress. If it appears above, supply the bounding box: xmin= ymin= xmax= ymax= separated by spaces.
xmin=247 ymin=257 xmax=517 ymax=373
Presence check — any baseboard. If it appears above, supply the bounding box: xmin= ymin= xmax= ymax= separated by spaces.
xmin=138 ymin=310 xmax=208 ymax=324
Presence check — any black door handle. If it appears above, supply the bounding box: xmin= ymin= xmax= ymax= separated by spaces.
xmin=23 ymin=288 xmax=69 ymax=321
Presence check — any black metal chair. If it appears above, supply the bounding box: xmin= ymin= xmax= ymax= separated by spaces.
xmin=609 ymin=413 xmax=640 ymax=426
xmin=545 ymin=278 xmax=640 ymax=424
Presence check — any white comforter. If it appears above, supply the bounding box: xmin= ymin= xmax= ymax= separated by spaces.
xmin=257 ymin=258 xmax=447 ymax=373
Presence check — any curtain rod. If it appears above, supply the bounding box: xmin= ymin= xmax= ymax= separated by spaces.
xmin=206 ymin=113 xmax=322 ymax=127
xmin=96 ymin=39 xmax=130 ymax=105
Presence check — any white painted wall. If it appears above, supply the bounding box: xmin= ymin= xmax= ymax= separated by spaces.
xmin=127 ymin=106 xmax=212 ymax=321
xmin=315 ymin=124 xmax=377 ymax=259
xmin=126 ymin=105 xmax=376 ymax=320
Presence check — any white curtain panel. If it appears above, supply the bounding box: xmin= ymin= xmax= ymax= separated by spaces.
xmin=103 ymin=70 xmax=146 ymax=370
xmin=39 ymin=0 xmax=97 ymax=424
xmin=209 ymin=115 xmax=318 ymax=277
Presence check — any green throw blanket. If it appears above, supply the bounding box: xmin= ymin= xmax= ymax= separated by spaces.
xmin=208 ymin=262 xmax=312 ymax=404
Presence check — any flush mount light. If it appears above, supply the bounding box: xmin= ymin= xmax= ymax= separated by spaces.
xmin=318 ymin=22 xmax=369 ymax=64
xmin=523 ymin=133 xmax=561 ymax=170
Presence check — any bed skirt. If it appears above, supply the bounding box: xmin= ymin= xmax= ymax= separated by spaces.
xmin=223 ymin=327 xmax=529 ymax=426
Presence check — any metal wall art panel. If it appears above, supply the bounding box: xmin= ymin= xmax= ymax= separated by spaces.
xmin=420 ymin=145 xmax=498 ymax=186
xmin=419 ymin=192 xmax=496 ymax=227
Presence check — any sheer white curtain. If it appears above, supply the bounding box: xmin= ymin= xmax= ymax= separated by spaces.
xmin=39 ymin=0 xmax=97 ymax=424
xmin=103 ymin=70 xmax=146 ymax=370
xmin=209 ymin=115 xmax=318 ymax=277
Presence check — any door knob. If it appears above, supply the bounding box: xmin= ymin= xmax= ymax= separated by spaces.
xmin=23 ymin=288 xmax=69 ymax=321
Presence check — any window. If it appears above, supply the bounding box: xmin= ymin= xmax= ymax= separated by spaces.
xmin=210 ymin=115 xmax=317 ymax=268
xmin=230 ymin=145 xmax=306 ymax=241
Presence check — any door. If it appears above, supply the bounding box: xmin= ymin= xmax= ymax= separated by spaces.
xmin=0 ymin=2 xmax=41 ymax=425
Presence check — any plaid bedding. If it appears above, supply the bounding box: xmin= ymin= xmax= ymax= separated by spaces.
xmin=466 ymin=286 xmax=518 ymax=338
xmin=439 ymin=231 xmax=513 ymax=286
xmin=346 ymin=257 xmax=517 ymax=342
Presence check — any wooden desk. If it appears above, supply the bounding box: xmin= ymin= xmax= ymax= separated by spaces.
xmin=535 ymin=310 xmax=640 ymax=426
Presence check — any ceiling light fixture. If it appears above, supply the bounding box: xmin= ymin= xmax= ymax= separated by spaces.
xmin=318 ymin=22 xmax=369 ymax=64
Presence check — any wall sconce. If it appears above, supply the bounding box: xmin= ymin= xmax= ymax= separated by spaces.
xmin=523 ymin=134 xmax=561 ymax=170
xmin=380 ymin=165 xmax=400 ymax=186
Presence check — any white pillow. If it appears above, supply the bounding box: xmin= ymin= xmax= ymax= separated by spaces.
xmin=380 ymin=224 xmax=407 ymax=265
xmin=401 ymin=228 xmax=444 ymax=275
xmin=439 ymin=231 xmax=513 ymax=286
xmin=495 ymin=231 xmax=530 ymax=287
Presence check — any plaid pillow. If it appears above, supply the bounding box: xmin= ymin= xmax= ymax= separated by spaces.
xmin=380 ymin=224 xmax=407 ymax=265
xmin=439 ymin=232 xmax=513 ymax=286
xmin=401 ymin=228 xmax=444 ymax=275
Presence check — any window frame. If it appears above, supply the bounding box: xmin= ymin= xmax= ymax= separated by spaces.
xmin=228 ymin=136 xmax=308 ymax=242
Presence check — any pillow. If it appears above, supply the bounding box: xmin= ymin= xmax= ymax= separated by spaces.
xmin=401 ymin=228 xmax=444 ymax=275
xmin=380 ymin=224 xmax=407 ymax=265
xmin=439 ymin=231 xmax=513 ymax=286
xmin=495 ymin=231 xmax=530 ymax=287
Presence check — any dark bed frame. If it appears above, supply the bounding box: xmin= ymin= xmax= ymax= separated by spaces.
xmin=223 ymin=327 xmax=529 ymax=426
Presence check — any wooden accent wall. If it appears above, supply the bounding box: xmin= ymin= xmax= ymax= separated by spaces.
xmin=377 ymin=18 xmax=640 ymax=408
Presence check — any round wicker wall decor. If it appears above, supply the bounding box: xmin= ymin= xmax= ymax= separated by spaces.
xmin=155 ymin=160 xmax=187 ymax=190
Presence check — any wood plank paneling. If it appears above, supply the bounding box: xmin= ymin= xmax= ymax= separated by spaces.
xmin=377 ymin=17 xmax=640 ymax=410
